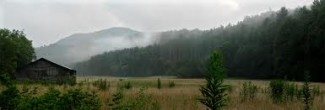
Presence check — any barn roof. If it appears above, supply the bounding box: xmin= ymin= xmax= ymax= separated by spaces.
xmin=20 ymin=58 xmax=76 ymax=73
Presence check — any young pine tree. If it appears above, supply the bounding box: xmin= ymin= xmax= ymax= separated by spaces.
xmin=199 ymin=50 xmax=228 ymax=110
xmin=302 ymin=72 xmax=312 ymax=110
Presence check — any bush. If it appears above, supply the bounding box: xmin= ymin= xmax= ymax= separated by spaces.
xmin=108 ymin=89 xmax=126 ymax=110
xmin=59 ymin=89 xmax=101 ymax=110
xmin=284 ymin=83 xmax=299 ymax=101
xmin=18 ymin=87 xmax=62 ymax=109
xmin=93 ymin=79 xmax=110 ymax=91
xmin=0 ymin=85 xmax=20 ymax=109
xmin=239 ymin=81 xmax=258 ymax=102
xmin=108 ymin=87 xmax=160 ymax=110
xmin=312 ymin=85 xmax=321 ymax=97
xmin=78 ymin=80 xmax=86 ymax=87
xmin=0 ymin=85 xmax=101 ymax=110
xmin=123 ymin=81 xmax=132 ymax=89
xmin=157 ymin=78 xmax=162 ymax=89
xmin=269 ymin=80 xmax=286 ymax=103
xmin=168 ymin=81 xmax=175 ymax=88
xmin=128 ymin=87 xmax=154 ymax=109
xmin=225 ymin=85 xmax=234 ymax=93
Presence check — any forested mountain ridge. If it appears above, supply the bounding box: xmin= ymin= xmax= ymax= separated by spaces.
xmin=75 ymin=1 xmax=325 ymax=82
xmin=72 ymin=11 xmax=272 ymax=76
xmin=35 ymin=27 xmax=154 ymax=66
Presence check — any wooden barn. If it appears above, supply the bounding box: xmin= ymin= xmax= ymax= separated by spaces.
xmin=16 ymin=58 xmax=76 ymax=84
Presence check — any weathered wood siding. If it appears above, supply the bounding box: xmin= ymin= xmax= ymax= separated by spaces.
xmin=16 ymin=60 xmax=76 ymax=84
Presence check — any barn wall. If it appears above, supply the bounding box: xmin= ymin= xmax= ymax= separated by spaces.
xmin=16 ymin=60 xmax=76 ymax=84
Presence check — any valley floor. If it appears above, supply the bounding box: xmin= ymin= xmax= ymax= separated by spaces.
xmin=6 ymin=77 xmax=325 ymax=110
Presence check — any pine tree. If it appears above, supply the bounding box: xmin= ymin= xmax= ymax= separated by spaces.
xmin=302 ymin=71 xmax=312 ymax=110
xmin=199 ymin=50 xmax=228 ymax=110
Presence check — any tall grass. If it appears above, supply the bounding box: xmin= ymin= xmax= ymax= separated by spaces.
xmin=239 ymin=81 xmax=258 ymax=102
xmin=93 ymin=79 xmax=109 ymax=91
xmin=2 ymin=78 xmax=325 ymax=110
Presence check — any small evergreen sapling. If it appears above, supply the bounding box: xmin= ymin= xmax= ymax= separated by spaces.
xmin=302 ymin=72 xmax=312 ymax=110
xmin=199 ymin=50 xmax=228 ymax=110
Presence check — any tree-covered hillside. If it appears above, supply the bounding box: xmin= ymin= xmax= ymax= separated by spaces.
xmin=36 ymin=27 xmax=153 ymax=66
xmin=75 ymin=0 xmax=325 ymax=82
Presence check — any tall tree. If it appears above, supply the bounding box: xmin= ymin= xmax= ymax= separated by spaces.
xmin=0 ymin=29 xmax=35 ymax=79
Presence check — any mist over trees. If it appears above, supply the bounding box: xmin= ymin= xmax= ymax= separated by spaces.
xmin=75 ymin=0 xmax=325 ymax=82
xmin=35 ymin=27 xmax=155 ymax=66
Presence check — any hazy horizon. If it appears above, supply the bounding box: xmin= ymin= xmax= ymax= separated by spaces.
xmin=0 ymin=0 xmax=313 ymax=47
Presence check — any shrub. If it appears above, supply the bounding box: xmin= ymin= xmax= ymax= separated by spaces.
xmin=0 ymin=85 xmax=20 ymax=109
xmin=0 ymin=75 xmax=21 ymax=109
xmin=286 ymin=82 xmax=301 ymax=101
xmin=78 ymin=80 xmax=86 ymax=87
xmin=108 ymin=87 xmax=160 ymax=110
xmin=295 ymin=85 xmax=304 ymax=100
xmin=1 ymin=74 xmax=101 ymax=110
xmin=93 ymin=79 xmax=109 ymax=91
xmin=17 ymin=87 xmax=62 ymax=109
xmin=157 ymin=78 xmax=162 ymax=89
xmin=19 ymin=86 xmax=38 ymax=107
xmin=312 ymin=85 xmax=321 ymax=97
xmin=108 ymin=89 xmax=126 ymax=110
xmin=59 ymin=89 xmax=101 ymax=110
xmin=168 ymin=81 xmax=175 ymax=88
xmin=225 ymin=85 xmax=234 ymax=93
xmin=269 ymin=80 xmax=286 ymax=103
xmin=239 ymin=81 xmax=258 ymax=102
xmin=1 ymin=85 xmax=101 ymax=110
xmin=269 ymin=81 xmax=300 ymax=102
xmin=123 ymin=81 xmax=132 ymax=89
xmin=128 ymin=87 xmax=153 ymax=109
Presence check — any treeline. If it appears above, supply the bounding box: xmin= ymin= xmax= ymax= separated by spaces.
xmin=75 ymin=0 xmax=325 ymax=82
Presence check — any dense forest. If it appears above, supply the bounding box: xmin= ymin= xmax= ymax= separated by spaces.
xmin=75 ymin=0 xmax=325 ymax=82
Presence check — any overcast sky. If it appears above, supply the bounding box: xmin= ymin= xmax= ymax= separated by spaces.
xmin=0 ymin=0 xmax=313 ymax=47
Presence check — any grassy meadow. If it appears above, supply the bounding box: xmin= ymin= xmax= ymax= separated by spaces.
xmin=4 ymin=77 xmax=325 ymax=110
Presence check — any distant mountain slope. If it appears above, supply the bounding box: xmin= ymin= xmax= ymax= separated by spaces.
xmin=35 ymin=27 xmax=154 ymax=65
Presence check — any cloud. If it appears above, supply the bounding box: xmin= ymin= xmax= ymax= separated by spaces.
xmin=0 ymin=0 xmax=4 ymax=27
xmin=1 ymin=0 xmax=313 ymax=47
xmin=106 ymin=3 xmax=240 ymax=32
xmin=3 ymin=1 xmax=125 ymax=46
